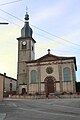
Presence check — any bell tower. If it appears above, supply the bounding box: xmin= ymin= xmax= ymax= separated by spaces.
xmin=17 ymin=12 xmax=36 ymax=94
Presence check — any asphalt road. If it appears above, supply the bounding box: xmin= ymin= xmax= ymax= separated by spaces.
xmin=0 ymin=98 xmax=80 ymax=120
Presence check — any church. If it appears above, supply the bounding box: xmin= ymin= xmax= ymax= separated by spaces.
xmin=17 ymin=12 xmax=77 ymax=97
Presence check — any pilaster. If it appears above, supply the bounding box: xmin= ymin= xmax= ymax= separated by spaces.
xmin=58 ymin=63 xmax=63 ymax=92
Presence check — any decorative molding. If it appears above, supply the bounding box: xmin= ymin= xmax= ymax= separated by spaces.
xmin=27 ymin=61 xmax=74 ymax=67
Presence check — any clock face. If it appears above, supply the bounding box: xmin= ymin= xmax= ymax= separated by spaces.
xmin=22 ymin=41 xmax=26 ymax=45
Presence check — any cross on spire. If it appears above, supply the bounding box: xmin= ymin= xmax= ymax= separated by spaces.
xmin=48 ymin=49 xmax=50 ymax=54
xmin=26 ymin=6 xmax=28 ymax=12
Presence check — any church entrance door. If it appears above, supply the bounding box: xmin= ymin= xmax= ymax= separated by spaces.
xmin=44 ymin=76 xmax=56 ymax=97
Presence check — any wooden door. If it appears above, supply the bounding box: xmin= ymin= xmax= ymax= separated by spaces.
xmin=45 ymin=76 xmax=55 ymax=97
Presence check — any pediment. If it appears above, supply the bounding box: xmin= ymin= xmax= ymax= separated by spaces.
xmin=36 ymin=54 xmax=62 ymax=62
xmin=26 ymin=53 xmax=77 ymax=71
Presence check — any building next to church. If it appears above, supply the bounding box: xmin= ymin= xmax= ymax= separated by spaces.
xmin=0 ymin=74 xmax=3 ymax=101
xmin=0 ymin=73 xmax=17 ymax=98
xmin=17 ymin=12 xmax=77 ymax=97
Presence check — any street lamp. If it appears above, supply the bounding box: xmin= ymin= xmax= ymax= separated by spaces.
xmin=0 ymin=22 xmax=9 ymax=25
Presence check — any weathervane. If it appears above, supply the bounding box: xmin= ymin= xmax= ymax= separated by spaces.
xmin=26 ymin=6 xmax=28 ymax=13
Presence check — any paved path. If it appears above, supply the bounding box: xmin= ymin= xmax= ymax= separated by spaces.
xmin=0 ymin=98 xmax=80 ymax=120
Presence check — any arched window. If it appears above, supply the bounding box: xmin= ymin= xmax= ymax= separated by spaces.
xmin=31 ymin=70 xmax=37 ymax=83
xmin=63 ymin=67 xmax=71 ymax=81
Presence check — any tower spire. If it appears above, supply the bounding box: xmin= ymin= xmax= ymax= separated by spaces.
xmin=21 ymin=9 xmax=33 ymax=37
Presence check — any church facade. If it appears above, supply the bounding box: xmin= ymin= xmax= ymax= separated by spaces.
xmin=17 ymin=12 xmax=77 ymax=96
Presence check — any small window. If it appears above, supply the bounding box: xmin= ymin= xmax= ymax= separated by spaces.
xmin=63 ymin=67 xmax=71 ymax=81
xmin=32 ymin=46 xmax=33 ymax=51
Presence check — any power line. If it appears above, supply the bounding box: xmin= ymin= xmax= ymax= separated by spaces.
xmin=0 ymin=16 xmax=79 ymax=53
xmin=0 ymin=8 xmax=23 ymax=22
xmin=52 ymin=49 xmax=80 ymax=54
xmin=0 ymin=21 xmax=80 ymax=56
xmin=37 ymin=46 xmax=80 ymax=55
xmin=0 ymin=8 xmax=80 ymax=48
xmin=0 ymin=12 xmax=79 ymax=51
xmin=35 ymin=32 xmax=80 ymax=51
xmin=0 ymin=16 xmax=21 ymax=27
xmin=31 ymin=24 xmax=80 ymax=47
xmin=0 ymin=0 xmax=23 ymax=6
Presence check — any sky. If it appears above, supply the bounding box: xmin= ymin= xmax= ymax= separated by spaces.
xmin=0 ymin=0 xmax=80 ymax=81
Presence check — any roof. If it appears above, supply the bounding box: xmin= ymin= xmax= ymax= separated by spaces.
xmin=17 ymin=37 xmax=36 ymax=43
xmin=0 ymin=73 xmax=17 ymax=81
xmin=26 ymin=53 xmax=77 ymax=71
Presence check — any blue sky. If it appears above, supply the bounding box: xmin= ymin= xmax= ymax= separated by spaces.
xmin=0 ymin=0 xmax=80 ymax=81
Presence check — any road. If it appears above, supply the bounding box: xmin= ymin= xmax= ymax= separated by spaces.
xmin=0 ymin=98 xmax=80 ymax=120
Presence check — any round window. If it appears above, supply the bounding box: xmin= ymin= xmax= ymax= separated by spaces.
xmin=46 ymin=67 xmax=53 ymax=74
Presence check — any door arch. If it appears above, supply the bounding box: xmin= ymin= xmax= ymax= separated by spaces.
xmin=44 ymin=76 xmax=56 ymax=97
xmin=22 ymin=88 xmax=26 ymax=95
